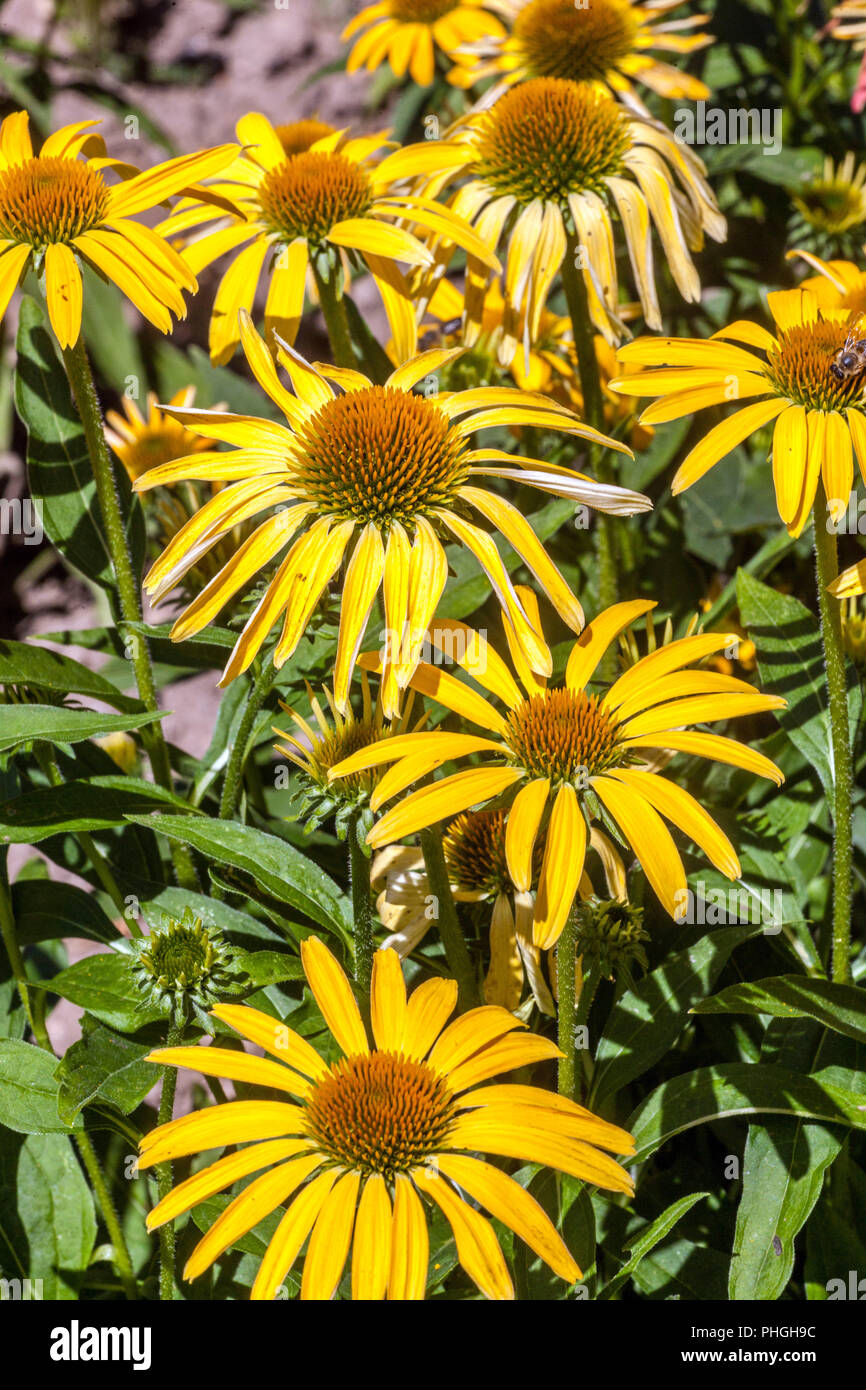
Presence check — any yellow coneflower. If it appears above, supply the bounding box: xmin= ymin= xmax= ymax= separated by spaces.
xmin=610 ymin=282 xmax=866 ymax=536
xmin=140 ymin=938 xmax=635 ymax=1300
xmin=447 ymin=0 xmax=711 ymax=107
xmin=156 ymin=112 xmax=501 ymax=364
xmin=0 ymin=109 xmax=237 ymax=348
xmin=330 ymin=594 xmax=784 ymax=948
xmin=790 ymin=155 xmax=866 ymax=253
xmin=105 ymin=387 xmax=213 ymax=483
xmin=134 ymin=311 xmax=649 ymax=709
xmin=344 ymin=0 xmax=506 ymax=87
xmin=373 ymin=808 xmax=625 ymax=1013
xmin=273 ymin=674 xmax=424 ymax=826
xmin=424 ymin=276 xmax=653 ymax=447
xmin=405 ymin=77 xmax=725 ymax=354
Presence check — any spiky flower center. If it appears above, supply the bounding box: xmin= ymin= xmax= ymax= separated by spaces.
xmin=314 ymin=721 xmax=382 ymax=794
xmin=444 ymin=808 xmax=540 ymax=895
xmin=576 ymin=898 xmax=649 ymax=978
xmin=794 ymin=177 xmax=866 ymax=236
xmin=0 ymin=156 xmax=109 ymax=247
xmin=390 ymin=0 xmax=457 ymax=19
xmin=137 ymin=918 xmax=223 ymax=993
xmin=512 ymin=0 xmax=640 ymax=83
xmin=304 ymin=1052 xmax=454 ymax=1179
xmin=273 ymin=120 xmax=336 ymax=157
xmin=114 ymin=425 xmax=200 ymax=480
xmin=257 ymin=151 xmax=372 ymax=244
xmin=290 ymin=385 xmax=469 ymax=526
xmin=474 ymin=78 xmax=629 ymax=206
xmin=505 ymin=688 xmax=621 ymax=783
xmin=765 ymin=315 xmax=866 ymax=412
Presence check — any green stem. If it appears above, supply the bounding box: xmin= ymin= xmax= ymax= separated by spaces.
xmin=349 ymin=815 xmax=374 ymax=999
xmin=156 ymin=1016 xmax=183 ymax=1301
xmin=557 ymin=903 xmax=578 ymax=1100
xmin=76 ymin=1132 xmax=138 ymax=1300
xmin=0 ymin=869 xmax=138 ymax=1295
xmin=312 ymin=252 xmax=356 ymax=370
xmin=419 ymin=826 xmax=478 ymax=1010
xmin=813 ymin=486 xmax=854 ymax=984
xmin=0 ymin=866 xmax=47 ymax=1047
xmin=562 ymin=232 xmax=617 ymax=674
xmin=60 ymin=335 xmax=196 ymax=892
xmin=219 ymin=661 xmax=273 ymax=822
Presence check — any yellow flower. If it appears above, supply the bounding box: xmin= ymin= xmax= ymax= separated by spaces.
xmin=610 ymin=282 xmax=866 ymax=537
xmin=831 ymin=0 xmax=866 ymax=48
xmin=425 ymin=276 xmax=654 ymax=447
xmin=344 ymin=0 xmax=506 ymax=87
xmin=274 ymin=674 xmax=424 ymax=828
xmin=407 ymin=77 xmax=725 ymax=353
xmin=330 ymin=592 xmax=784 ymax=947
xmin=156 ymin=112 xmax=501 ymax=364
xmin=0 ymin=109 xmax=237 ymax=348
xmin=140 ymin=938 xmax=634 ymax=1300
xmin=447 ymin=0 xmax=711 ymax=108
xmin=105 ymin=387 xmax=214 ymax=483
xmin=135 ymin=311 xmax=648 ymax=709
xmin=790 ymin=155 xmax=866 ymax=251
xmin=373 ymin=808 xmax=625 ymax=1013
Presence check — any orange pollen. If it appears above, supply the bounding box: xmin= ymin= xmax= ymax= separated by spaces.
xmin=0 ymin=156 xmax=109 ymax=248
xmin=512 ymin=0 xmax=640 ymax=83
xmin=389 ymin=0 xmax=458 ymax=20
xmin=273 ymin=120 xmax=336 ymax=157
xmin=505 ymin=687 xmax=621 ymax=784
xmin=256 ymin=150 xmax=372 ymax=244
xmin=765 ymin=314 xmax=866 ymax=412
xmin=474 ymin=78 xmax=629 ymax=206
xmin=290 ymin=384 xmax=469 ymax=526
xmin=444 ymin=808 xmax=540 ymax=895
xmin=304 ymin=1051 xmax=455 ymax=1178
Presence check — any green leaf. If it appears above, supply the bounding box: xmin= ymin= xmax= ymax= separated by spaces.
xmin=0 ymin=1039 xmax=81 ymax=1134
xmin=0 ymin=704 xmax=164 ymax=756
xmin=232 ymin=949 xmax=304 ymax=989
xmin=0 ymin=639 xmax=140 ymax=712
xmin=599 ymin=1192 xmax=711 ymax=1300
xmin=628 ymin=1062 xmax=866 ymax=1164
xmin=11 ymin=879 xmax=118 ymax=946
xmin=126 ymin=814 xmax=352 ymax=943
xmin=0 ymin=775 xmax=200 ymax=842
xmin=14 ymin=296 xmax=144 ymax=590
xmin=0 ymin=1129 xmax=96 ymax=1298
xmin=592 ymin=924 xmax=761 ymax=1103
xmin=737 ymin=569 xmax=861 ymax=799
xmin=694 ymin=975 xmax=866 ymax=1047
xmin=55 ymin=1022 xmax=156 ymax=1126
xmin=728 ymin=1019 xmax=865 ymax=1301
xmin=32 ymin=954 xmax=164 ymax=1033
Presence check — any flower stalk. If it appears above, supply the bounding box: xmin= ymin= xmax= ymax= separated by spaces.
xmin=60 ymin=333 xmax=197 ymax=892
xmin=813 ymin=483 xmax=855 ymax=983
xmin=419 ymin=825 xmax=478 ymax=1010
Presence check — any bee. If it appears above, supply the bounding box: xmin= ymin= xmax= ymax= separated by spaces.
xmin=830 ymin=311 xmax=866 ymax=381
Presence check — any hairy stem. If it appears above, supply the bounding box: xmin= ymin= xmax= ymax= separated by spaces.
xmin=813 ymin=486 xmax=854 ymax=983
xmin=557 ymin=904 xmax=579 ymax=1100
xmin=219 ymin=661 xmax=273 ymax=822
xmin=562 ymin=233 xmax=617 ymax=677
xmin=156 ymin=1016 xmax=183 ymax=1301
xmin=60 ymin=335 xmax=196 ymax=891
xmin=349 ymin=816 xmax=374 ymax=1000
xmin=312 ymin=252 xmax=356 ymax=370
xmin=419 ymin=826 xmax=478 ymax=1010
